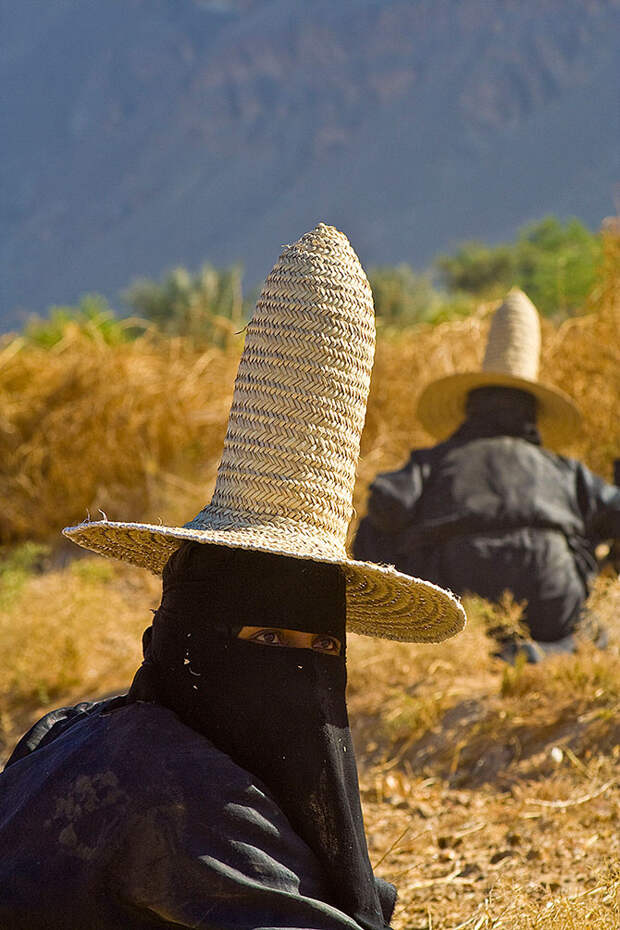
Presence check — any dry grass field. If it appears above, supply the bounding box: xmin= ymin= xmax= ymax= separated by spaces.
xmin=0 ymin=229 xmax=618 ymax=928
xmin=0 ymin=556 xmax=617 ymax=929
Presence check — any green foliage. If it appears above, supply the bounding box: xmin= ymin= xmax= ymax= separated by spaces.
xmin=436 ymin=243 xmax=515 ymax=297
xmin=70 ymin=558 xmax=115 ymax=584
xmin=372 ymin=216 xmax=599 ymax=326
xmin=369 ymin=264 xmax=442 ymax=325
xmin=0 ymin=543 xmax=50 ymax=610
xmin=24 ymin=295 xmax=137 ymax=347
xmin=436 ymin=217 xmax=601 ymax=316
xmin=515 ymin=217 xmax=601 ymax=316
xmin=124 ymin=263 xmax=245 ymax=346
xmin=425 ymin=292 xmax=477 ymax=324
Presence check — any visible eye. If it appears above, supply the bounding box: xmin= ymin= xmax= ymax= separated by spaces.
xmin=312 ymin=635 xmax=341 ymax=655
xmin=249 ymin=629 xmax=285 ymax=647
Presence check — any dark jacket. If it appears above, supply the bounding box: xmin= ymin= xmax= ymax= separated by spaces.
xmin=354 ymin=436 xmax=620 ymax=641
xmin=0 ymin=698 xmax=393 ymax=930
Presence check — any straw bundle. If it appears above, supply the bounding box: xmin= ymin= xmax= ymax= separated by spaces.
xmin=0 ymin=334 xmax=239 ymax=544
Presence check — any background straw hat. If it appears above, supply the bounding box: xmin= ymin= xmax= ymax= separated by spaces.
xmin=416 ymin=288 xmax=581 ymax=446
xmin=64 ymin=224 xmax=465 ymax=643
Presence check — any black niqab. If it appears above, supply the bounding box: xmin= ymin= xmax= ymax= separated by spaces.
xmin=129 ymin=543 xmax=388 ymax=930
xmin=451 ymin=385 xmax=542 ymax=445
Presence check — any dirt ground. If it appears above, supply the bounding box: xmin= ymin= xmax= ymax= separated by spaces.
xmin=362 ymin=757 xmax=618 ymax=929
xmin=346 ymin=605 xmax=620 ymax=930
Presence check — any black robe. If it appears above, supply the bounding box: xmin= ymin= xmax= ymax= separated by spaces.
xmin=0 ymin=698 xmax=393 ymax=930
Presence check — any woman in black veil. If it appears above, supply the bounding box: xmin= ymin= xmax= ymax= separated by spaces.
xmin=1 ymin=225 xmax=464 ymax=930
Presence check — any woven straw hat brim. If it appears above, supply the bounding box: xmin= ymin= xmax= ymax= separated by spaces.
xmin=416 ymin=370 xmax=581 ymax=447
xmin=63 ymin=519 xmax=466 ymax=644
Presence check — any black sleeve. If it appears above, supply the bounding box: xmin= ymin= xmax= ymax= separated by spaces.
xmin=575 ymin=462 xmax=620 ymax=542
xmin=352 ymin=453 xmax=428 ymax=565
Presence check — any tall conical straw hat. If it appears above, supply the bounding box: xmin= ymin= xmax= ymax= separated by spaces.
xmin=64 ymin=224 xmax=465 ymax=643
xmin=416 ymin=288 xmax=581 ymax=446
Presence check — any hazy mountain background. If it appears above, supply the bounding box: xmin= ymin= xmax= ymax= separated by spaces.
xmin=1 ymin=0 xmax=618 ymax=326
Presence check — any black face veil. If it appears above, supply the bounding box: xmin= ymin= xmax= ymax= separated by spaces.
xmin=129 ymin=542 xmax=388 ymax=930
xmin=453 ymin=385 xmax=542 ymax=445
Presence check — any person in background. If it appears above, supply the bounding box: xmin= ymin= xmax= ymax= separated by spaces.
xmin=0 ymin=225 xmax=464 ymax=930
xmin=354 ymin=288 xmax=619 ymax=661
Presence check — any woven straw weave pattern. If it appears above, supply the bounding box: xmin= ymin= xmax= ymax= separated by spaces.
xmin=482 ymin=288 xmax=541 ymax=380
xmin=189 ymin=224 xmax=375 ymax=547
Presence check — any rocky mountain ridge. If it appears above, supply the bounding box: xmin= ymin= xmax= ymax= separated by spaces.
xmin=1 ymin=0 xmax=618 ymax=323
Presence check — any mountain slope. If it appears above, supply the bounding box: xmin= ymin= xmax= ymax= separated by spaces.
xmin=1 ymin=0 xmax=618 ymax=323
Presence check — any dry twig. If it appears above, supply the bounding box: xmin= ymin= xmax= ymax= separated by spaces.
xmin=525 ymin=779 xmax=616 ymax=810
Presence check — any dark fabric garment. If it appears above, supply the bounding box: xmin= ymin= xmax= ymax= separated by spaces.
xmin=5 ymin=695 xmax=128 ymax=768
xmin=129 ymin=543 xmax=391 ymax=930
xmin=0 ymin=699 xmax=378 ymax=930
xmin=354 ymin=423 xmax=620 ymax=642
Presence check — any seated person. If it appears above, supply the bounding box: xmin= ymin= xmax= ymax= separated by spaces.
xmin=354 ymin=289 xmax=619 ymax=657
xmin=2 ymin=547 xmax=396 ymax=929
xmin=0 ymin=225 xmax=465 ymax=930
